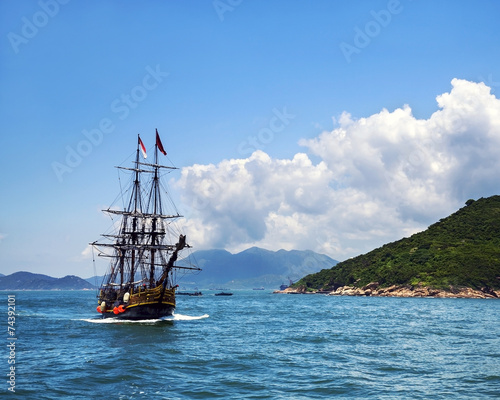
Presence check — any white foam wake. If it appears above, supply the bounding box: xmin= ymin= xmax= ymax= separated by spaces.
xmin=80 ymin=312 xmax=209 ymax=324
xmin=168 ymin=313 xmax=209 ymax=321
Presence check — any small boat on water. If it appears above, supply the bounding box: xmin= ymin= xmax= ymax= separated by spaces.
xmin=177 ymin=292 xmax=203 ymax=296
xmin=215 ymin=292 xmax=233 ymax=296
xmin=91 ymin=131 xmax=201 ymax=320
xmin=279 ymin=277 xmax=295 ymax=291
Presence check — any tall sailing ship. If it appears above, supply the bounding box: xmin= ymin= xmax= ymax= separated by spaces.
xmin=91 ymin=131 xmax=200 ymax=320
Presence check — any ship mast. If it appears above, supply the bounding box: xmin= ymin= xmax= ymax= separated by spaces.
xmin=149 ymin=138 xmax=160 ymax=287
xmin=129 ymin=135 xmax=142 ymax=289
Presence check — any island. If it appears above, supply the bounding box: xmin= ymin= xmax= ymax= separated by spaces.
xmin=279 ymin=196 xmax=500 ymax=299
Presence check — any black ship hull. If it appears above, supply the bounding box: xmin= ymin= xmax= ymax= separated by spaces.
xmin=101 ymin=303 xmax=175 ymax=320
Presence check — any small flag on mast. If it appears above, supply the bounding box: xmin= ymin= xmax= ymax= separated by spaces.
xmin=138 ymin=136 xmax=147 ymax=159
xmin=156 ymin=129 xmax=167 ymax=156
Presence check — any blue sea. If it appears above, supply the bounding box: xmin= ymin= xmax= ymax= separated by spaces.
xmin=3 ymin=290 xmax=500 ymax=399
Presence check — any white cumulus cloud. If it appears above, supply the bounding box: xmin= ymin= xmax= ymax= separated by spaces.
xmin=175 ymin=79 xmax=500 ymax=260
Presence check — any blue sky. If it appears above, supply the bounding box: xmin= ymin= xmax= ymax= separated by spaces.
xmin=1 ymin=0 xmax=499 ymax=278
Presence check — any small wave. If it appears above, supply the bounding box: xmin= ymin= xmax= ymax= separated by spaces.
xmin=80 ymin=313 xmax=209 ymax=324
xmin=168 ymin=313 xmax=209 ymax=321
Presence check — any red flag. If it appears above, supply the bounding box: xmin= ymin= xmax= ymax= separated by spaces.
xmin=138 ymin=136 xmax=147 ymax=159
xmin=156 ymin=129 xmax=167 ymax=155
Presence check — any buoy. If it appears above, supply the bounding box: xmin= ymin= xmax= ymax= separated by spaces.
xmin=96 ymin=306 xmax=102 ymax=313
xmin=123 ymin=293 xmax=130 ymax=303
xmin=113 ymin=307 xmax=119 ymax=314
xmin=100 ymin=301 xmax=106 ymax=311
xmin=117 ymin=305 xmax=125 ymax=313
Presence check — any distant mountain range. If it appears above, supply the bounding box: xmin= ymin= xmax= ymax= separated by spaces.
xmin=0 ymin=272 xmax=94 ymax=290
xmin=177 ymin=247 xmax=338 ymax=289
xmin=1 ymin=248 xmax=337 ymax=290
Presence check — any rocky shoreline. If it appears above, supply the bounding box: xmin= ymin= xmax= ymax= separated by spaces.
xmin=274 ymin=282 xmax=500 ymax=299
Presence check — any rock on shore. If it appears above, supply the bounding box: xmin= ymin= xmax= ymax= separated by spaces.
xmin=274 ymin=282 xmax=500 ymax=299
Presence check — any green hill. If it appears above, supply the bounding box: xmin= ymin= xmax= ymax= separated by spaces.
xmin=295 ymin=196 xmax=500 ymax=292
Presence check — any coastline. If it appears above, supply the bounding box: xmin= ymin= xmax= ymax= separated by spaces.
xmin=274 ymin=282 xmax=500 ymax=299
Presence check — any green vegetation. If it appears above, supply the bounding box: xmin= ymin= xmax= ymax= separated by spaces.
xmin=296 ymin=196 xmax=500 ymax=291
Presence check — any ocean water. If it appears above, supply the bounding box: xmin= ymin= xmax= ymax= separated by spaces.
xmin=4 ymin=290 xmax=499 ymax=399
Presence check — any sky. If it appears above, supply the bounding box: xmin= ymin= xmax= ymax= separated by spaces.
xmin=1 ymin=0 xmax=500 ymax=278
